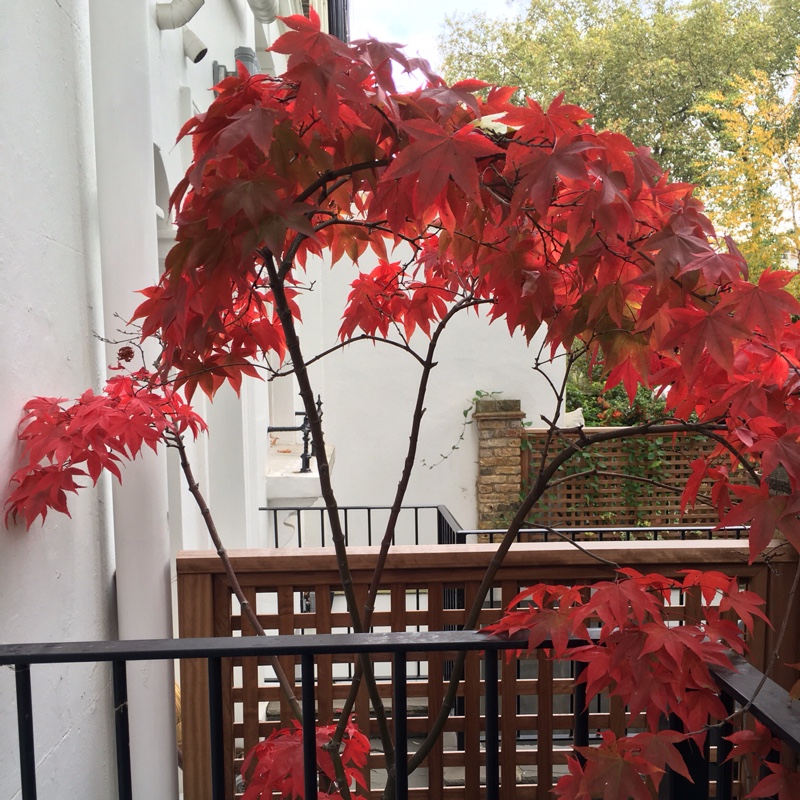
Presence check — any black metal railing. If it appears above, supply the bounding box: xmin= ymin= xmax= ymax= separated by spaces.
xmin=327 ymin=0 xmax=348 ymax=42
xmin=260 ymin=503 xmax=746 ymax=550
xmin=2 ymin=630 xmax=799 ymax=800
xmin=268 ymin=397 xmax=323 ymax=474
xmin=451 ymin=523 xmax=749 ymax=544
xmin=260 ymin=504 xmax=454 ymax=548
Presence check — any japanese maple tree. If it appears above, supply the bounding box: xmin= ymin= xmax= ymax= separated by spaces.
xmin=6 ymin=9 xmax=800 ymax=798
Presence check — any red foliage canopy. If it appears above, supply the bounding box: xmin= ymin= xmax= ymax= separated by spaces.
xmin=8 ymin=11 xmax=800 ymax=554
xmin=125 ymin=11 xmax=800 ymax=566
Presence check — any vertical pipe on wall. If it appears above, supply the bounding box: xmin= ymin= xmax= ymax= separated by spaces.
xmin=88 ymin=1 xmax=178 ymax=797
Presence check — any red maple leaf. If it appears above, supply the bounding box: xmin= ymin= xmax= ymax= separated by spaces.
xmin=662 ymin=306 xmax=748 ymax=375
xmin=747 ymin=762 xmax=800 ymax=799
xmin=722 ymin=484 xmax=800 ymax=562
xmin=402 ymin=280 xmax=451 ymax=339
xmin=725 ymin=721 xmax=778 ymax=769
xmin=717 ymin=577 xmax=771 ymax=633
xmin=339 ymin=261 xmax=407 ymax=340
xmin=381 ymin=120 xmax=503 ymax=212
xmin=719 ymin=269 xmax=800 ymax=341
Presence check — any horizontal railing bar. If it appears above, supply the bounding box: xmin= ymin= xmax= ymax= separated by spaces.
xmin=259 ymin=505 xmax=441 ymax=511
xmin=713 ymin=654 xmax=800 ymax=752
xmin=257 ymin=505 xmax=742 ymax=536
xmin=466 ymin=525 xmax=748 ymax=536
xmin=0 ymin=629 xmax=600 ymax=666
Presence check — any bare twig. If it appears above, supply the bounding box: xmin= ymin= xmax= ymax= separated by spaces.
xmin=168 ymin=430 xmax=302 ymax=721
xmin=533 ymin=524 xmax=621 ymax=569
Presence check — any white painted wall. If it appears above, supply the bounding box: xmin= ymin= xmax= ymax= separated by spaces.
xmin=0 ymin=1 xmax=116 ymax=796
xmin=1 ymin=0 xmax=281 ymax=796
xmin=277 ymin=254 xmax=562 ymax=533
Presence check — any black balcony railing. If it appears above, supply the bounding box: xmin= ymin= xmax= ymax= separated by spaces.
xmin=260 ymin=504 xmax=447 ymax=547
xmin=268 ymin=398 xmax=323 ymax=474
xmin=260 ymin=503 xmax=748 ymax=550
xmin=3 ymin=629 xmax=800 ymax=800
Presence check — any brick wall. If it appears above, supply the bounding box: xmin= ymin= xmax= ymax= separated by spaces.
xmin=473 ymin=398 xmax=526 ymax=529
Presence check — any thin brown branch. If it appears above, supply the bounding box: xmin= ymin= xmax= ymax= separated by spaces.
xmin=168 ymin=430 xmax=302 ymax=720
xmin=591 ymin=469 xmax=716 ymax=507
xmin=295 ymin=158 xmax=391 ymax=204
xmin=533 ymin=524 xmax=621 ymax=569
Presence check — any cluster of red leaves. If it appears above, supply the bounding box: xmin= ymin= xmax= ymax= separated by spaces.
xmin=726 ymin=721 xmax=800 ymax=799
xmin=486 ymin=569 xmax=770 ymax=798
xmin=558 ymin=730 xmax=690 ymax=800
xmin=241 ymin=717 xmax=369 ymax=800
xmin=126 ymin=10 xmax=800 ymax=570
xmin=5 ymin=371 xmax=206 ymax=528
xmin=338 ymin=260 xmax=451 ymax=340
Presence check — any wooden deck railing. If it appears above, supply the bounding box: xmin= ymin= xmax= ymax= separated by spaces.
xmin=177 ymin=540 xmax=800 ymax=799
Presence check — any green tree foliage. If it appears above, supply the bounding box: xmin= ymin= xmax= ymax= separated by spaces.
xmin=440 ymin=0 xmax=800 ymax=183
xmin=695 ymin=66 xmax=800 ymax=282
xmin=566 ymin=362 xmax=667 ymax=426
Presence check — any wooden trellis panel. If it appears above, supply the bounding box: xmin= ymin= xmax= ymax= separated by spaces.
xmin=521 ymin=429 xmax=743 ymax=528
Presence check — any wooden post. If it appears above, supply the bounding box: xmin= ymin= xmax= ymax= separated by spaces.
xmin=178 ymin=572 xmax=215 ymax=800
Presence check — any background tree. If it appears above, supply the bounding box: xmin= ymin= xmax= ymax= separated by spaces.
xmin=440 ymin=0 xmax=800 ymax=184
xmin=695 ymin=66 xmax=800 ymax=283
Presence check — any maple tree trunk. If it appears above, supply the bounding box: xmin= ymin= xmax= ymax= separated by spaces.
xmin=264 ymin=250 xmax=398 ymax=777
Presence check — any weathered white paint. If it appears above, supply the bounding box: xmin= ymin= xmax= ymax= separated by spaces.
xmin=88 ymin=0 xmax=180 ymax=795
xmin=0 ymin=0 xmax=116 ymax=796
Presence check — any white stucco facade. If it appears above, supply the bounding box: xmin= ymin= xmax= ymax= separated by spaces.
xmin=0 ymin=1 xmax=293 ymax=796
xmin=269 ymin=256 xmax=561 ymax=532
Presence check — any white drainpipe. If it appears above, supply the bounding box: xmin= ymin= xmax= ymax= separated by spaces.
xmin=247 ymin=0 xmax=280 ymax=24
xmin=156 ymin=0 xmax=205 ymax=30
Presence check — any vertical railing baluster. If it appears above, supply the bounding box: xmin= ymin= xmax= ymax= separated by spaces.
xmin=573 ymin=661 xmax=589 ymax=764
xmin=15 ymin=664 xmax=37 ymax=800
xmin=394 ymin=652 xmax=408 ymax=799
xmin=665 ymin=713 xmax=709 ymax=800
xmin=485 ymin=650 xmax=499 ymax=800
xmin=716 ymin=693 xmax=734 ymax=800
xmin=112 ymin=661 xmax=133 ymax=800
xmin=414 ymin=507 xmax=419 ymax=545
xmin=208 ymin=657 xmax=226 ymax=800
xmin=297 ymin=510 xmax=303 ymax=547
xmin=301 ymin=654 xmax=317 ymax=800
xmin=320 ymin=509 xmax=326 ymax=547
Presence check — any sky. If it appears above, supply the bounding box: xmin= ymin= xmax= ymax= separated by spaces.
xmin=348 ymin=0 xmax=516 ymax=80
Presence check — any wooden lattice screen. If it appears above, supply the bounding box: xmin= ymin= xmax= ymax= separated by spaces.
xmin=177 ymin=541 xmax=798 ymax=800
xmin=521 ymin=429 xmax=741 ymax=528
